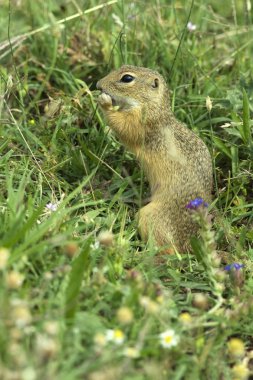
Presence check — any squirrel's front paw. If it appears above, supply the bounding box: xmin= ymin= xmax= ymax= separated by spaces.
xmin=98 ymin=93 xmax=119 ymax=111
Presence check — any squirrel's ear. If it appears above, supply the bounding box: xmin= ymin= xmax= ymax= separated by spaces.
xmin=152 ymin=78 xmax=159 ymax=88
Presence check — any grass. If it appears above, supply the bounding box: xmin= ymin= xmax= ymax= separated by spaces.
xmin=1 ymin=0 xmax=253 ymax=379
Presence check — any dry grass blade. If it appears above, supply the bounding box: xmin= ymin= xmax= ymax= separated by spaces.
xmin=0 ymin=0 xmax=118 ymax=61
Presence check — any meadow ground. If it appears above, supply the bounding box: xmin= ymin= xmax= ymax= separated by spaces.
xmin=1 ymin=1 xmax=253 ymax=379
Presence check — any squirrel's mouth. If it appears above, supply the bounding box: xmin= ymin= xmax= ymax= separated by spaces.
xmin=100 ymin=91 xmax=117 ymax=106
xmin=98 ymin=90 xmax=139 ymax=111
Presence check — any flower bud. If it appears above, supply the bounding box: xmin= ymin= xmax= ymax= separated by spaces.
xmin=227 ymin=338 xmax=245 ymax=359
xmin=116 ymin=307 xmax=133 ymax=324
xmin=6 ymin=271 xmax=24 ymax=289
xmin=192 ymin=293 xmax=209 ymax=310
xmin=206 ymin=96 xmax=212 ymax=112
xmin=97 ymin=230 xmax=114 ymax=247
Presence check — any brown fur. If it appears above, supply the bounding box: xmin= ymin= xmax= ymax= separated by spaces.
xmin=97 ymin=65 xmax=213 ymax=252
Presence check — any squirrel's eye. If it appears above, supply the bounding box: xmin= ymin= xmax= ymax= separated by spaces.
xmin=120 ymin=74 xmax=134 ymax=83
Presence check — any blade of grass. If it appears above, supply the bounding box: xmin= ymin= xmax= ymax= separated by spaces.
xmin=65 ymin=240 xmax=91 ymax=319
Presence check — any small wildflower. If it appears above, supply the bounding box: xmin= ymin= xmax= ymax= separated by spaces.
xmin=0 ymin=247 xmax=9 ymax=270
xmin=91 ymin=241 xmax=100 ymax=250
xmin=43 ymin=321 xmax=59 ymax=336
xmin=21 ymin=367 xmax=36 ymax=380
xmin=227 ymin=338 xmax=245 ymax=359
xmin=186 ymin=197 xmax=208 ymax=210
xmin=159 ymin=329 xmax=179 ymax=349
xmin=232 ymin=363 xmax=249 ymax=380
xmin=140 ymin=296 xmax=159 ymax=314
xmin=213 ymin=268 xmax=226 ymax=282
xmin=179 ymin=312 xmax=192 ymax=325
xmin=52 ymin=24 xmax=65 ymax=38
xmin=193 ymin=293 xmax=209 ymax=310
xmin=156 ymin=294 xmax=164 ymax=304
xmin=10 ymin=327 xmax=23 ymax=341
xmin=187 ymin=21 xmax=197 ymax=32
xmin=206 ymin=96 xmax=213 ymax=112
xmin=97 ymin=230 xmax=114 ymax=247
xmin=29 ymin=119 xmax=35 ymax=125
xmin=7 ymin=74 xmax=13 ymax=91
xmin=44 ymin=271 xmax=53 ymax=280
xmin=6 ymin=271 xmax=24 ymax=289
xmin=116 ymin=307 xmax=133 ymax=324
xmin=224 ymin=263 xmax=244 ymax=271
xmin=8 ymin=342 xmax=27 ymax=366
xmin=94 ymin=332 xmax=107 ymax=348
xmin=211 ymin=252 xmax=221 ymax=267
xmin=12 ymin=305 xmax=32 ymax=327
xmin=127 ymin=269 xmax=142 ymax=282
xmin=220 ymin=122 xmax=231 ymax=129
xmin=124 ymin=347 xmax=140 ymax=358
xmin=36 ymin=334 xmax=59 ymax=360
xmin=105 ymin=329 xmax=125 ymax=345
xmin=46 ymin=202 xmax=58 ymax=212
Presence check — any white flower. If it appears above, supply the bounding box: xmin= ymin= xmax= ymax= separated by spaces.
xmin=46 ymin=202 xmax=58 ymax=212
xmin=124 ymin=347 xmax=140 ymax=358
xmin=187 ymin=21 xmax=197 ymax=32
xmin=105 ymin=329 xmax=125 ymax=345
xmin=91 ymin=241 xmax=100 ymax=250
xmin=159 ymin=329 xmax=179 ymax=348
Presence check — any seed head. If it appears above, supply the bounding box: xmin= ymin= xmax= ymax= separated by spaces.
xmin=97 ymin=230 xmax=114 ymax=247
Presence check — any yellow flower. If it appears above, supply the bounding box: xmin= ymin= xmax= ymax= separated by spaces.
xmin=159 ymin=329 xmax=179 ymax=348
xmin=179 ymin=312 xmax=192 ymax=325
xmin=156 ymin=295 xmax=164 ymax=304
xmin=227 ymin=338 xmax=245 ymax=359
xmin=232 ymin=363 xmax=249 ymax=380
xmin=6 ymin=271 xmax=24 ymax=289
xmin=105 ymin=329 xmax=125 ymax=345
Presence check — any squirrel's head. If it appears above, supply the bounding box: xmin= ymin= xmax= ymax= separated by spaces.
xmin=97 ymin=65 xmax=171 ymax=151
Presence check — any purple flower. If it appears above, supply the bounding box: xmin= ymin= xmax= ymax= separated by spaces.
xmin=46 ymin=202 xmax=58 ymax=212
xmin=224 ymin=263 xmax=244 ymax=271
xmin=186 ymin=198 xmax=208 ymax=210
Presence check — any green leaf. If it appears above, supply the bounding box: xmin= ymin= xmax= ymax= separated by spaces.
xmin=212 ymin=136 xmax=231 ymax=158
xmin=65 ymin=240 xmax=91 ymax=319
xmin=231 ymin=145 xmax=239 ymax=177
xmin=241 ymin=89 xmax=251 ymax=144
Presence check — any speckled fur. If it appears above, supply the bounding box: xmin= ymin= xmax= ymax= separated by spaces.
xmin=97 ymin=65 xmax=213 ymax=252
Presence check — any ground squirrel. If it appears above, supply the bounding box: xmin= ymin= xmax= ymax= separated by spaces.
xmin=97 ymin=65 xmax=213 ymax=252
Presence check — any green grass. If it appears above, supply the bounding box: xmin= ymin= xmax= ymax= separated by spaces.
xmin=1 ymin=0 xmax=253 ymax=379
